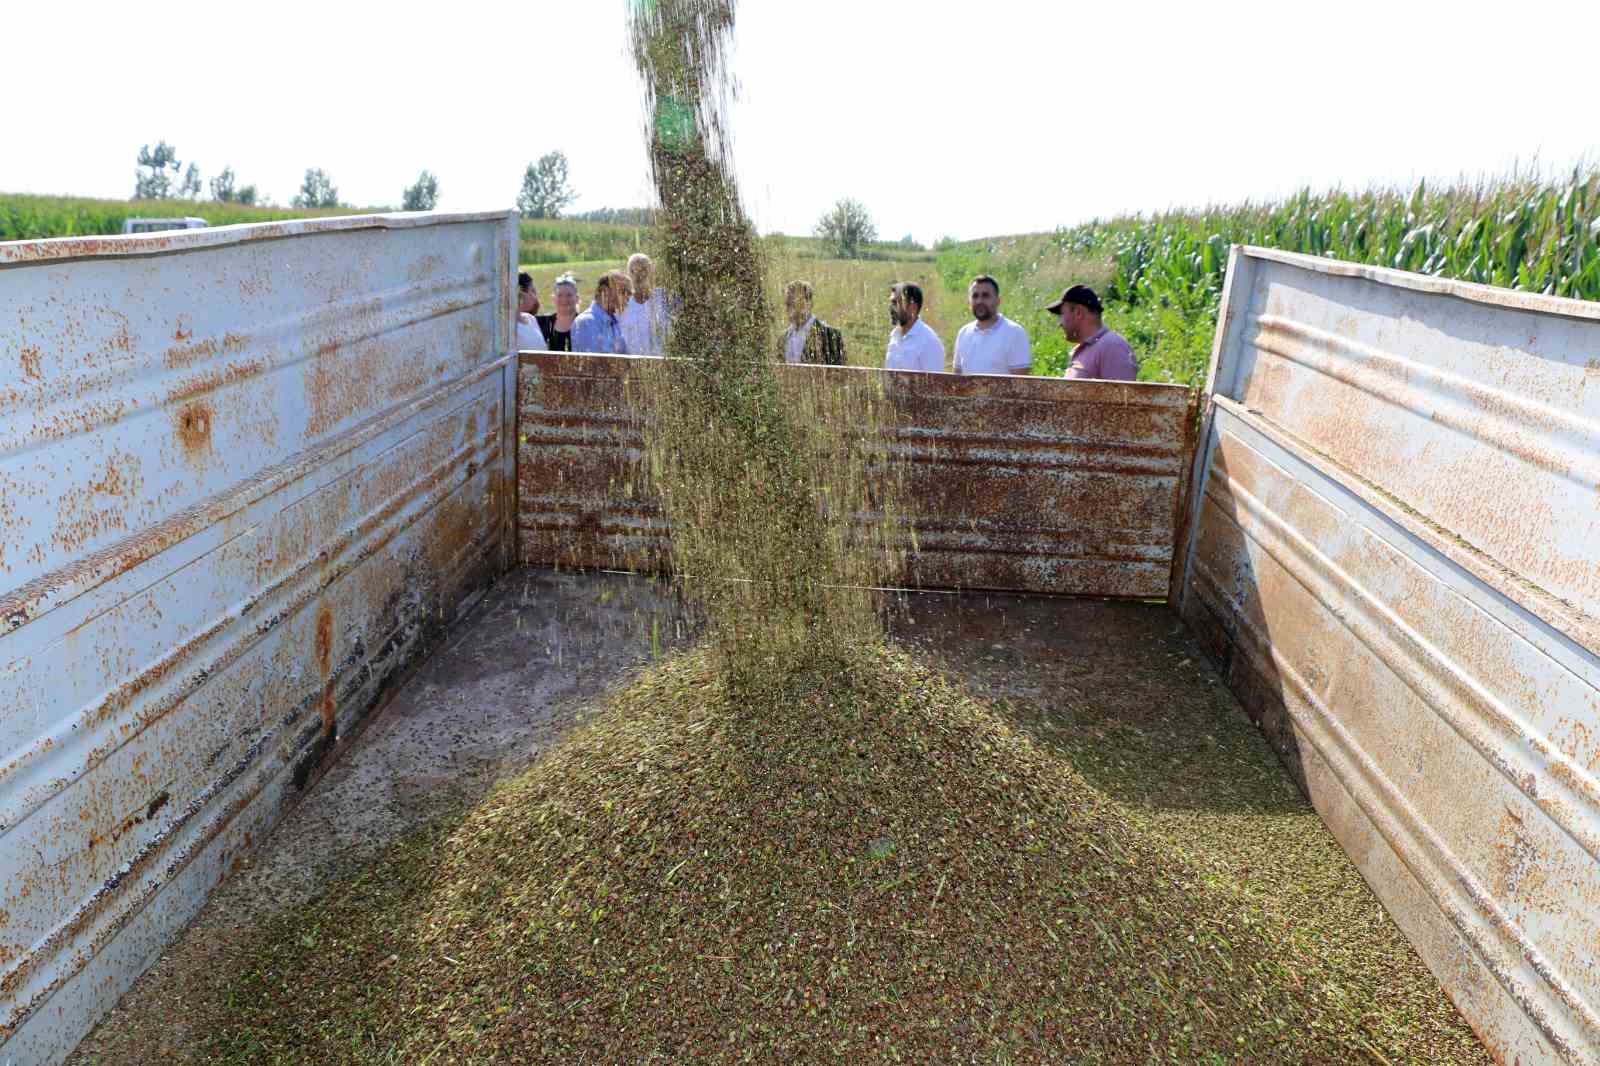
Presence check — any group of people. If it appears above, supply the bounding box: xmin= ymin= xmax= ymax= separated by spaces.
xmin=516 ymin=253 xmax=673 ymax=357
xmin=793 ymin=275 xmax=1137 ymax=382
xmin=516 ymin=257 xmax=1136 ymax=382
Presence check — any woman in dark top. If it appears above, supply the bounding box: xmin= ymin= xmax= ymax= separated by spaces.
xmin=536 ymin=273 xmax=579 ymax=353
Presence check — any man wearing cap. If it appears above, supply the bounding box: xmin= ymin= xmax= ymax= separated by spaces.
xmin=1047 ymin=285 xmax=1137 ymax=381
xmin=884 ymin=282 xmax=945 ymax=373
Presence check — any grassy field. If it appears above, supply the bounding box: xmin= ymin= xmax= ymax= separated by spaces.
xmin=18 ymin=166 xmax=1598 ymax=387
xmin=2 ymin=192 xmax=930 ymax=274
xmin=0 ymin=193 xmax=369 ymax=239
xmin=532 ymin=165 xmax=1600 ymax=388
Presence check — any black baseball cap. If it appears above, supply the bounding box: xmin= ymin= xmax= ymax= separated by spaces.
xmin=1044 ymin=285 xmax=1102 ymax=315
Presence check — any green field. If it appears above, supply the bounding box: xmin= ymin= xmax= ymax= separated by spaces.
xmin=521 ymin=167 xmax=1600 ymax=385
xmin=14 ymin=167 xmax=1599 ymax=387
xmin=938 ymin=166 xmax=1600 ymax=384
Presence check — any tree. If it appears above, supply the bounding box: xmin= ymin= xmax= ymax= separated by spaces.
xmin=814 ymin=198 xmax=878 ymax=259
xmin=517 ymin=151 xmax=577 ymax=219
xmin=402 ymin=170 xmax=440 ymax=212
xmin=293 ymin=168 xmax=341 ymax=209
xmin=210 ymin=167 xmax=258 ymax=205
xmin=179 ymin=163 xmax=202 ymax=200
xmin=134 ymin=141 xmax=182 ymax=200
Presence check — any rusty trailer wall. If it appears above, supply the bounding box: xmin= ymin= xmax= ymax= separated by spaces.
xmin=516 ymin=352 xmax=1197 ymax=600
xmin=1180 ymin=247 xmax=1600 ymax=1064
xmin=0 ymin=213 xmax=519 ymax=1065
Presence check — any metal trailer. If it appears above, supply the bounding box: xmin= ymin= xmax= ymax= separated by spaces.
xmin=1 ymin=218 xmax=1596 ymax=1064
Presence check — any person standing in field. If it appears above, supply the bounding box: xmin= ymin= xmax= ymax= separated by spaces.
xmin=620 ymin=253 xmax=673 ymax=355
xmin=883 ymin=281 xmax=945 ymax=372
xmin=1047 ymin=285 xmax=1138 ymax=381
xmin=537 ymin=274 xmax=580 ymax=353
xmin=516 ymin=272 xmax=548 ymax=351
xmin=572 ymin=272 xmax=632 ymax=354
xmin=779 ymin=280 xmax=845 ymax=365
xmin=953 ymin=275 xmax=1031 ymax=376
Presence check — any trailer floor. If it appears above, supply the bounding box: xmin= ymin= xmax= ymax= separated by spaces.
xmin=65 ymin=568 xmax=1485 ymax=1065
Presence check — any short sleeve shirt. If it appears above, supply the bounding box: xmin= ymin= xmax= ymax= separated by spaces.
xmin=621 ymin=290 xmax=671 ymax=355
xmin=516 ymin=314 xmax=547 ymax=352
xmin=953 ymin=315 xmax=1031 ymax=375
xmin=572 ymin=302 xmax=627 ymax=355
xmin=1066 ymin=328 xmax=1137 ymax=381
xmin=885 ymin=319 xmax=946 ymax=373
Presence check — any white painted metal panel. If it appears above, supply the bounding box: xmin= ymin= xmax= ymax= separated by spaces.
xmin=0 ymin=213 xmax=519 ymax=1065
xmin=1181 ymin=247 xmax=1600 ymax=1065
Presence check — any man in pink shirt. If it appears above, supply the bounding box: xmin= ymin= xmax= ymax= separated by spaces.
xmin=1045 ymin=286 xmax=1138 ymax=381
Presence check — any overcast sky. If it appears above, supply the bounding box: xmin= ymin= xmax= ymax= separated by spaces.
xmin=7 ymin=0 xmax=1597 ymax=245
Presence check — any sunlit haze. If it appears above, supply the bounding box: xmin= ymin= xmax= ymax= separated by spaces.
xmin=7 ymin=0 xmax=1597 ymax=244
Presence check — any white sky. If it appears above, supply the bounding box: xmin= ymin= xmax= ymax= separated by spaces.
xmin=6 ymin=0 xmax=1597 ymax=245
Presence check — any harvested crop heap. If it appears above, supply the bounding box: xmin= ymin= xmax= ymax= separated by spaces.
xmin=192 ymin=643 xmax=1488 ymax=1064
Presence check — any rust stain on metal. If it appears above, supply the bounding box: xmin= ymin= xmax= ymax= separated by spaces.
xmin=165 ymin=357 xmax=269 ymax=407
xmin=164 ymin=329 xmax=248 ymax=372
xmin=1181 ymin=246 xmax=1600 ymax=1065
xmin=1 ymin=212 xmax=520 ymax=1066
xmin=174 ymin=401 xmax=215 ymax=469
xmin=407 ymin=253 xmax=444 ymax=283
xmin=50 ymin=453 xmax=144 ymax=556
xmin=302 ymin=300 xmax=435 ymax=439
xmin=515 ymin=353 xmax=1192 ymax=598
xmin=315 ymin=605 xmax=336 ymax=737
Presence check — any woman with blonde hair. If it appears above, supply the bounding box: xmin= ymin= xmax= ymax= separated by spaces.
xmin=536 ymin=273 xmax=580 ymax=353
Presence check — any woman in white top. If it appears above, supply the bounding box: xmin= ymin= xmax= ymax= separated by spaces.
xmin=516 ymin=272 xmax=548 ymax=351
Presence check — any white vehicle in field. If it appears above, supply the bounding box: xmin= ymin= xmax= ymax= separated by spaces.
xmin=121 ymin=216 xmax=209 ymax=235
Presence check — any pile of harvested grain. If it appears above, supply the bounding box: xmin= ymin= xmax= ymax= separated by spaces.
xmin=189 ymin=645 xmax=1488 ymax=1065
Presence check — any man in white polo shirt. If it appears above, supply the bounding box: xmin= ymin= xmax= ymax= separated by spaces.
xmin=953 ymin=274 xmax=1031 ymax=376
xmin=884 ymin=282 xmax=945 ymax=372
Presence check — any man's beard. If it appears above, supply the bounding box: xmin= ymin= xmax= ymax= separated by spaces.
xmin=973 ymin=307 xmax=995 ymax=322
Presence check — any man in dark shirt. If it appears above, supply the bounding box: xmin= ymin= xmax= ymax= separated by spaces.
xmin=779 ymin=281 xmax=845 ymax=366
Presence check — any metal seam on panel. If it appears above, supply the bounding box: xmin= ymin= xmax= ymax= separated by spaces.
xmin=1201 ymin=454 xmax=1600 ymax=865
xmin=0 ymin=428 xmax=503 ymax=834
xmin=1186 ymin=560 xmax=1595 ymax=1060
xmin=1251 ymin=313 xmax=1600 ymax=490
xmin=0 ymin=358 xmax=512 ymax=635
xmin=0 ymin=272 xmax=494 ymax=461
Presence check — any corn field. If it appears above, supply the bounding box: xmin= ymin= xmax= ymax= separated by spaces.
xmin=937 ymin=167 xmax=1600 ymax=385
xmin=1077 ymin=167 xmax=1600 ymax=312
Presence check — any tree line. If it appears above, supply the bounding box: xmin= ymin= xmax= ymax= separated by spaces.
xmin=130 ymin=142 xmax=585 ymax=217
xmin=128 ymin=141 xmax=908 ymax=256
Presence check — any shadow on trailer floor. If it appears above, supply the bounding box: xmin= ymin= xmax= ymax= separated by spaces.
xmin=65 ymin=567 xmax=1472 ymax=1064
